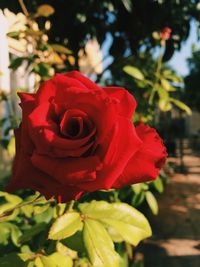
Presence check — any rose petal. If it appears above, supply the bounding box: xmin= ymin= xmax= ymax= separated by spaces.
xmin=28 ymin=103 xmax=96 ymax=157
xmin=113 ymin=123 xmax=167 ymax=188
xmin=17 ymin=92 xmax=36 ymax=154
xmin=103 ymin=87 xmax=136 ymax=119
xmin=7 ymin=130 xmax=83 ymax=201
xmin=31 ymin=152 xmax=102 ymax=185
xmin=36 ymin=73 xmax=90 ymax=104
xmin=55 ymin=91 xmax=117 ymax=144
xmin=77 ymin=116 xmax=142 ymax=191
xmin=66 ymin=71 xmax=102 ymax=91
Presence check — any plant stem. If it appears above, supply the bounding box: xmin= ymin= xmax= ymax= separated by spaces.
xmin=66 ymin=200 xmax=75 ymax=212
xmin=18 ymin=0 xmax=29 ymax=17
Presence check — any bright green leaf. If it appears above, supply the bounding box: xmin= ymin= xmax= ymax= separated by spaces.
xmin=131 ymin=184 xmax=142 ymax=194
xmin=169 ymin=98 xmax=192 ymax=115
xmin=49 ymin=252 xmax=73 ymax=267
xmin=145 ymin=191 xmax=159 ymax=215
xmin=79 ymin=201 xmax=152 ymax=246
xmin=56 ymin=242 xmax=77 ymax=259
xmin=83 ymin=219 xmax=120 ymax=267
xmin=158 ymin=99 xmax=172 ymax=111
xmin=157 ymin=85 xmax=169 ymax=100
xmin=153 ymin=177 xmax=164 ymax=193
xmin=123 ymin=66 xmax=144 ymax=80
xmin=48 ymin=212 xmax=83 ymax=240
xmin=11 ymin=225 xmax=22 ymax=246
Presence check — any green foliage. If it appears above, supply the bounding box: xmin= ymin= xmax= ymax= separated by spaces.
xmin=49 ymin=212 xmax=83 ymax=240
xmin=83 ymin=219 xmax=119 ymax=267
xmin=123 ymin=66 xmax=144 ymax=81
xmin=0 ymin=191 xmax=153 ymax=267
xmin=145 ymin=191 xmax=159 ymax=215
xmin=123 ymin=56 xmax=191 ymax=117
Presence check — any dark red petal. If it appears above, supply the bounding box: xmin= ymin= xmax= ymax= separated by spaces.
xmin=55 ymin=91 xmax=117 ymax=144
xmin=31 ymin=153 xmax=102 ymax=185
xmin=28 ymin=103 xmax=96 ymax=157
xmin=103 ymin=87 xmax=136 ymax=119
xmin=59 ymin=109 xmax=94 ymax=139
xmin=17 ymin=92 xmax=36 ymax=154
xmin=113 ymin=123 xmax=167 ymax=189
xmin=77 ymin=116 xmax=142 ymax=191
xmin=7 ymin=140 xmax=83 ymax=201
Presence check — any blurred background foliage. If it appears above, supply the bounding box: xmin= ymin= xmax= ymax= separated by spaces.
xmin=0 ymin=0 xmax=200 ymax=266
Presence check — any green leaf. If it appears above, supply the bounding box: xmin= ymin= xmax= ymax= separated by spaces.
xmin=37 ymin=5 xmax=55 ymax=17
xmin=11 ymin=225 xmax=22 ymax=246
xmin=83 ymin=219 xmax=120 ymax=267
xmin=79 ymin=201 xmax=152 ymax=246
xmin=0 ymin=253 xmax=27 ymax=267
xmin=0 ymin=192 xmax=22 ymax=205
xmin=34 ymin=206 xmax=53 ymax=224
xmin=161 ymin=78 xmax=170 ymax=91
xmin=153 ymin=177 xmax=164 ymax=193
xmin=51 ymin=44 xmax=72 ymax=54
xmin=169 ymin=98 xmax=192 ymax=115
xmin=49 ymin=252 xmax=73 ymax=267
xmin=157 ymin=85 xmax=169 ymax=100
xmin=33 ymin=63 xmax=50 ymax=78
xmin=20 ymin=223 xmax=47 ymax=243
xmin=123 ymin=66 xmax=144 ymax=80
xmin=0 ymin=223 xmax=11 ymax=245
xmin=35 ymin=256 xmax=56 ymax=267
xmin=158 ymin=99 xmax=172 ymax=111
xmin=162 ymin=70 xmax=183 ymax=83
xmin=56 ymin=242 xmax=77 ymax=259
xmin=48 ymin=212 xmax=83 ymax=240
xmin=9 ymin=57 xmax=25 ymax=70
xmin=131 ymin=192 xmax=145 ymax=207
xmin=0 ymin=192 xmax=22 ymax=216
xmin=145 ymin=191 xmax=159 ymax=215
xmin=62 ymin=230 xmax=85 ymax=254
xmin=131 ymin=184 xmax=142 ymax=194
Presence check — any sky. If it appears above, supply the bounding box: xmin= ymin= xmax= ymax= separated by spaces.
xmin=169 ymin=20 xmax=200 ymax=76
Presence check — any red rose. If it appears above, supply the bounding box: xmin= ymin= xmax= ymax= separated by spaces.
xmin=7 ymin=71 xmax=167 ymax=202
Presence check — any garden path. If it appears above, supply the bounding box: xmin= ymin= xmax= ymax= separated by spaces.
xmin=142 ymin=141 xmax=200 ymax=267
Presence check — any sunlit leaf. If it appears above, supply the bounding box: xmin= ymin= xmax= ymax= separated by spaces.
xmin=79 ymin=201 xmax=152 ymax=246
xmin=170 ymin=98 xmax=192 ymax=115
xmin=83 ymin=219 xmax=119 ymax=267
xmin=158 ymin=99 xmax=172 ymax=111
xmin=153 ymin=177 xmax=164 ymax=193
xmin=145 ymin=191 xmax=159 ymax=215
xmin=48 ymin=252 xmax=73 ymax=267
xmin=123 ymin=66 xmax=144 ymax=80
xmin=48 ymin=212 xmax=83 ymax=240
